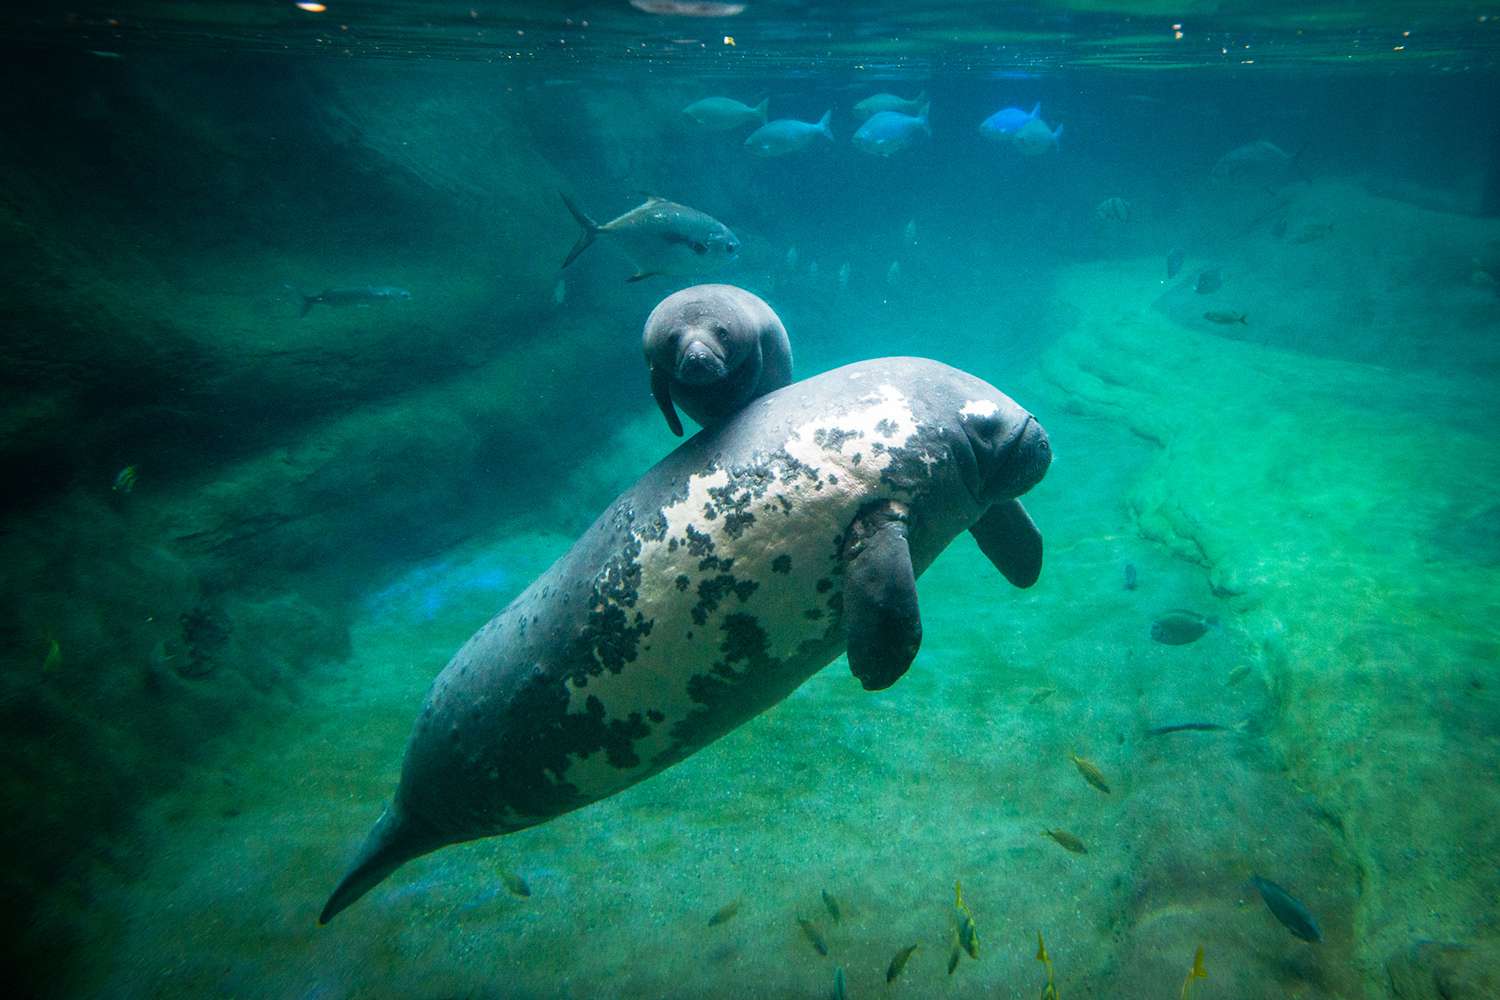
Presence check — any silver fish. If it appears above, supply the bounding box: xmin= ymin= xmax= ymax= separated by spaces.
xmin=682 ymin=96 xmax=767 ymax=131
xmin=852 ymin=107 xmax=930 ymax=158
xmin=298 ymin=286 xmax=411 ymax=317
xmin=745 ymin=111 xmax=833 ymax=156
xmin=854 ymin=90 xmax=927 ymax=120
xmin=560 ymin=194 xmax=740 ymax=283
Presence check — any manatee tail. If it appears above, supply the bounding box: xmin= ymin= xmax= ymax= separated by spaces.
xmin=319 ymin=804 xmax=441 ymax=925
xmin=560 ymin=192 xmax=601 ymax=269
xmin=816 ymin=109 xmax=833 ymax=142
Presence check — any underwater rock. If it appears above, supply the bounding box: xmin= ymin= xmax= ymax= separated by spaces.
xmin=1387 ymin=939 xmax=1500 ymax=999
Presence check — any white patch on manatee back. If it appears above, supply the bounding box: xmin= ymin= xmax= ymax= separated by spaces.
xmin=960 ymin=399 xmax=999 ymax=419
xmin=556 ymin=382 xmax=923 ymax=798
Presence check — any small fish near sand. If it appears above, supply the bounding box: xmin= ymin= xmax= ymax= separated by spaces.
xmin=682 ymin=96 xmax=767 ymax=131
xmin=745 ymin=111 xmax=833 ymax=157
xmin=830 ymin=966 xmax=846 ymax=1000
xmin=42 ymin=637 xmax=62 ymax=673
xmin=1146 ymin=721 xmax=1239 ymax=736
xmin=1194 ymin=268 xmax=1222 ymax=294
xmin=1123 ymin=563 xmax=1137 ymax=590
xmin=1203 ymin=310 xmax=1248 ymax=325
xmin=707 ymin=899 xmax=741 ymax=926
xmin=1250 ymin=875 xmax=1323 ymax=943
xmin=1150 ymin=610 xmax=1218 ymax=645
xmin=946 ymin=926 xmax=962 ymax=974
xmin=1029 ymin=687 xmax=1056 ymax=704
xmin=1181 ymin=945 xmax=1208 ymax=999
xmin=1227 ymin=665 xmax=1253 ymax=686
xmin=954 ymin=881 xmax=979 ymax=959
xmin=797 ymin=916 xmax=830 ymax=956
xmin=297 ymin=285 xmax=411 ymax=317
xmin=1069 ymin=753 xmax=1111 ymax=794
xmin=886 ymin=943 xmax=919 ymax=983
xmin=1036 ymin=931 xmax=1059 ymax=1000
xmin=1167 ymin=247 xmax=1185 ymax=279
xmin=500 ymin=870 xmax=531 ymax=898
xmin=820 ymin=889 xmax=842 ymax=924
xmin=1042 ymin=829 xmax=1087 ymax=854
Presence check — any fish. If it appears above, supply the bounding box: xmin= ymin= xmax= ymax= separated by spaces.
xmin=1250 ymin=875 xmax=1323 ymax=942
xmin=1194 ymin=268 xmax=1222 ymax=294
xmin=885 ymin=261 xmax=901 ymax=286
xmin=1227 ymin=665 xmax=1252 ymax=686
xmin=744 ymin=111 xmax=833 ymax=156
xmin=1203 ymin=310 xmax=1248 ymax=325
xmin=979 ymin=101 xmax=1039 ymax=140
xmin=946 ymin=925 xmax=962 ymax=974
xmin=552 ymin=278 xmax=566 ymax=305
xmin=1069 ymin=753 xmax=1111 ymax=794
xmin=853 ymin=90 xmax=927 ymax=120
xmin=1124 ymin=563 xmax=1137 ymax=590
xmin=560 ymin=193 xmax=740 ymax=282
xmin=1037 ymin=931 xmax=1058 ymax=999
xmin=798 ymin=917 xmax=829 ymax=956
xmin=903 ymin=219 xmax=917 ymax=245
xmin=707 ymin=899 xmax=741 ymax=926
xmin=954 ymin=881 xmax=979 ymax=959
xmin=837 ymin=262 xmax=850 ymax=289
xmin=807 ymin=260 xmax=819 ymax=279
xmin=1181 ymin=944 xmax=1208 ymax=999
xmin=784 ymin=246 xmax=799 ymax=270
xmin=1167 ymin=248 xmax=1185 ymax=279
xmin=631 ymin=1 xmax=746 ymax=14
xmin=42 ymin=638 xmax=62 ymax=673
xmin=112 ymin=465 xmax=139 ymax=494
xmin=1212 ymin=140 xmax=1297 ymax=184
xmin=821 ymin=889 xmax=842 ymax=923
xmin=1042 ymin=829 xmax=1087 ymax=854
xmin=1011 ymin=116 xmax=1063 ymax=156
xmin=682 ymin=96 xmax=767 ymax=131
xmin=851 ymin=105 xmax=930 ymax=157
xmin=298 ymin=286 xmax=411 ymax=317
xmin=500 ymin=871 xmax=531 ymax=897
xmin=830 ymin=966 xmax=846 ymax=1000
xmin=1094 ymin=196 xmax=1132 ymax=222
xmin=1146 ymin=722 xmax=1232 ymax=736
xmin=1150 ymin=609 xmax=1218 ymax=645
xmin=886 ymin=943 xmax=919 ymax=983
xmin=1029 ymin=687 xmax=1056 ymax=704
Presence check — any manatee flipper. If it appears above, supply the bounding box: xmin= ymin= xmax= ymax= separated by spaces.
xmin=969 ymin=498 xmax=1043 ymax=588
xmin=650 ymin=365 xmax=684 ymax=436
xmin=319 ymin=805 xmax=444 ymax=925
xmin=842 ymin=502 xmax=922 ymax=691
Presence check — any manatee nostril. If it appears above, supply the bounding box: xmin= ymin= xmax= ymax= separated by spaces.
xmin=676 ymin=343 xmax=727 ymax=385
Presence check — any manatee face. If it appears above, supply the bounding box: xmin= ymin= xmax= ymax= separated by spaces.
xmin=958 ymin=396 xmax=1051 ymax=502
xmin=643 ymin=284 xmax=792 ymax=435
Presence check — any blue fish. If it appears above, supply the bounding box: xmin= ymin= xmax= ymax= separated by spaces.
xmin=852 ymin=104 xmax=930 ymax=157
xmin=744 ymin=111 xmax=833 ymax=157
xmin=979 ymin=101 xmax=1040 ymax=141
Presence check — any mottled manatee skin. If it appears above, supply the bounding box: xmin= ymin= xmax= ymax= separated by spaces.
xmin=392 ymin=357 xmax=1041 ymax=846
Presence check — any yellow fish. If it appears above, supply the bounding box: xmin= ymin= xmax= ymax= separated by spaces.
xmin=954 ymin=880 xmax=979 ymax=958
xmin=1180 ymin=945 xmax=1207 ymax=999
xmin=1069 ymin=753 xmax=1110 ymax=794
xmin=1043 ymin=829 xmax=1087 ymax=854
xmin=1037 ymin=930 xmax=1059 ymax=999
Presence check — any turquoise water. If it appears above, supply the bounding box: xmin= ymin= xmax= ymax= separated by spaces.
xmin=2 ymin=2 xmax=1498 ymax=997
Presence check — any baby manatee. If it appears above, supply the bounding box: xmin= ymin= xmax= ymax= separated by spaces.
xmin=642 ymin=284 xmax=792 ymax=437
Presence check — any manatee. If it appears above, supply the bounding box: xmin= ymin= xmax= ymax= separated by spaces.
xmin=643 ymin=284 xmax=793 ymax=437
xmin=319 ymin=357 xmax=1051 ymax=923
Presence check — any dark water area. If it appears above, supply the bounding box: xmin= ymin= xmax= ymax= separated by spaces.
xmin=2 ymin=3 xmax=1499 ymax=998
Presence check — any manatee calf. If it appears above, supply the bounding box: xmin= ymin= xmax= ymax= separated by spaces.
xmin=320 ymin=357 xmax=1051 ymax=923
xmin=643 ymin=284 xmax=793 ymax=436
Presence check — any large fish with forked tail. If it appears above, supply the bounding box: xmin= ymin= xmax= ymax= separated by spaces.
xmin=560 ymin=194 xmax=740 ymax=283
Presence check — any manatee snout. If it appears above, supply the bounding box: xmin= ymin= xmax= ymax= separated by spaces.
xmin=966 ymin=407 xmax=1051 ymax=502
xmin=675 ymin=338 xmax=728 ymax=385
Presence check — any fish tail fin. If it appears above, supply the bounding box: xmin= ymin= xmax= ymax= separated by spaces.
xmin=560 ymin=192 xmax=601 ymax=269
xmin=319 ymin=804 xmax=439 ymax=925
xmin=753 ymin=97 xmax=768 ymax=123
xmin=297 ymin=290 xmax=315 ymax=317
xmin=1052 ymin=123 xmax=1064 ymax=146
xmin=913 ymin=89 xmax=928 ymax=104
xmin=817 ymin=109 xmax=833 ymax=140
xmin=918 ymin=101 xmax=931 ymax=128
xmin=1030 ymin=102 xmax=1041 ymax=118
xmin=1238 ymin=315 xmax=1248 ymax=325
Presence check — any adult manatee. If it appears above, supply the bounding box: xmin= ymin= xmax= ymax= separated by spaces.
xmin=320 ymin=357 xmax=1051 ymax=923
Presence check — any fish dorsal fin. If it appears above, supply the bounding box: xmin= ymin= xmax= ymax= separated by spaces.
xmin=634 ymin=191 xmax=670 ymax=205
xmin=1030 ymin=102 xmax=1041 ymax=118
